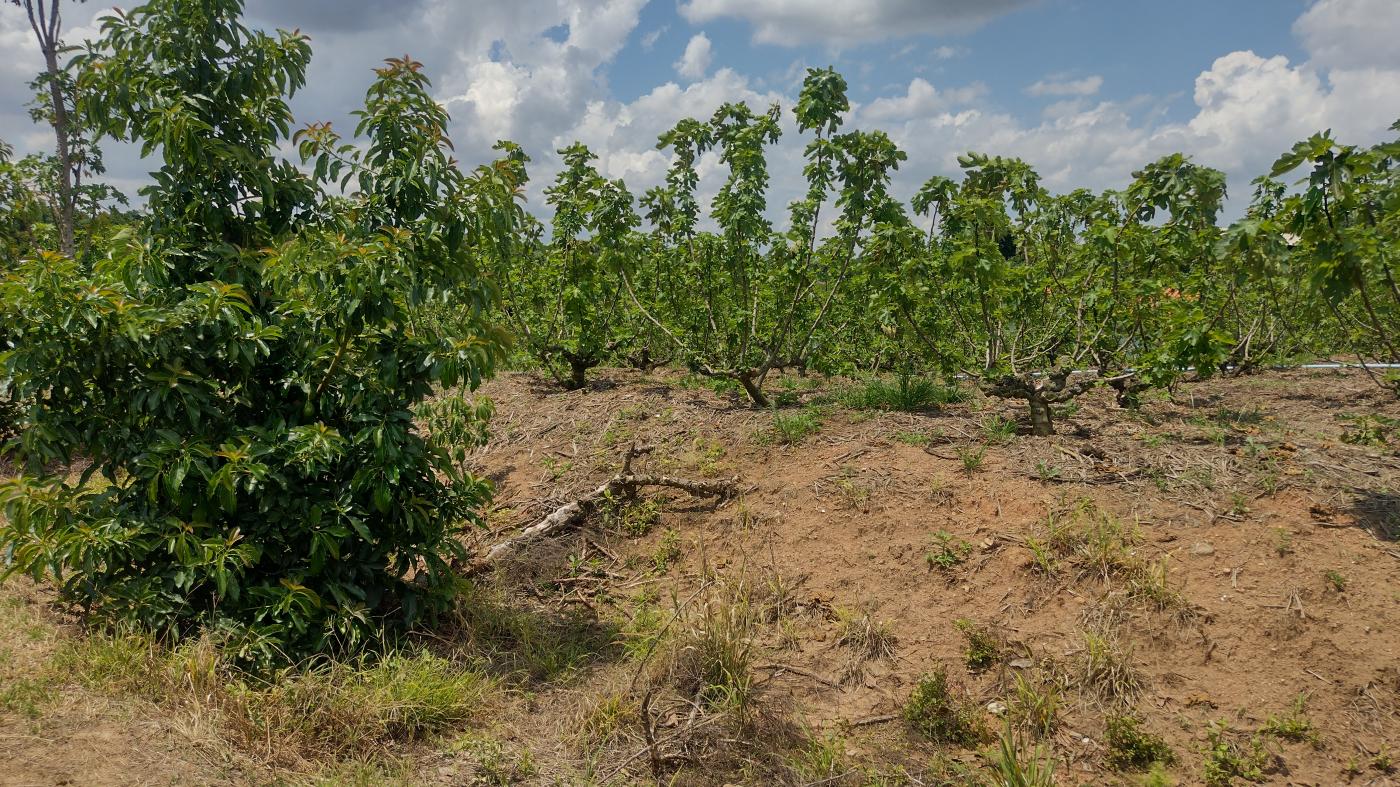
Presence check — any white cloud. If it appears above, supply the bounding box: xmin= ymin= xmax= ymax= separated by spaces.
xmin=640 ymin=26 xmax=667 ymax=51
xmin=1025 ymin=75 xmax=1103 ymax=97
xmin=674 ymin=33 xmax=713 ymax=80
xmin=861 ymin=77 xmax=985 ymax=121
xmin=6 ymin=0 xmax=1399 ymax=230
xmin=679 ymin=0 xmax=1035 ymax=46
xmin=1294 ymin=0 xmax=1400 ymax=70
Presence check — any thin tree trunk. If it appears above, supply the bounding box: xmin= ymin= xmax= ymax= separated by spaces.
xmin=42 ymin=45 xmax=74 ymax=257
xmin=23 ymin=0 xmax=75 ymax=257
xmin=1028 ymin=397 xmax=1054 ymax=436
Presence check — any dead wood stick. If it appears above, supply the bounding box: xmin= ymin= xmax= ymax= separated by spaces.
xmin=847 ymin=713 xmax=899 ymax=727
xmin=756 ymin=662 xmax=840 ymax=688
xmin=469 ymin=469 xmax=735 ymax=572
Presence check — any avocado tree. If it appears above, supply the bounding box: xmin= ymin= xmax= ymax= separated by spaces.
xmin=0 ymin=0 xmax=512 ymax=664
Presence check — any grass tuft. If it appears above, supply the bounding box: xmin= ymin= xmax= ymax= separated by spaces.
xmin=838 ymin=375 xmax=964 ymax=412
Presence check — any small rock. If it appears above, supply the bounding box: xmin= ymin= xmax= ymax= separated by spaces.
xmin=986 ymin=701 xmax=1007 ymax=716
xmin=1190 ymin=541 xmax=1216 ymax=556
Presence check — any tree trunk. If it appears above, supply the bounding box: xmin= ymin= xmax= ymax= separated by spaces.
xmin=1028 ymin=396 xmax=1054 ymax=436
xmin=567 ymin=357 xmax=589 ymax=390
xmin=736 ymin=371 xmax=768 ymax=408
xmin=43 ymin=44 xmax=74 ymax=258
xmin=22 ymin=0 xmax=75 ymax=257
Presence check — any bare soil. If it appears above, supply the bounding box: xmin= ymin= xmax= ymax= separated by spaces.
xmin=3 ymin=367 xmax=1399 ymax=785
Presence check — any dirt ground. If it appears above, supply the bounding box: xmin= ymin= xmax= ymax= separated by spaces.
xmin=3 ymin=366 xmax=1398 ymax=785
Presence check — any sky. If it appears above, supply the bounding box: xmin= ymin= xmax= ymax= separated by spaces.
xmin=2 ymin=0 xmax=1399 ymax=224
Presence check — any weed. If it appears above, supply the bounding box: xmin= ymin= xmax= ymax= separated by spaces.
xmin=1261 ymin=693 xmax=1318 ymax=746
xmin=904 ymin=668 xmax=986 ymax=746
xmin=620 ymin=598 xmax=665 ymax=661
xmin=839 ymin=375 xmax=964 ymax=412
xmin=1127 ymin=557 xmax=1192 ymax=615
xmin=981 ymin=414 xmax=1018 ymax=445
xmin=956 ymin=444 xmax=988 ymax=474
xmin=0 ymin=677 xmax=54 ymax=719
xmin=679 ymin=374 xmax=742 ymax=397
xmin=1142 ymin=761 xmax=1176 ymax=786
xmin=600 ymin=493 xmax=662 ymax=536
xmin=1008 ymin=672 xmax=1060 ymax=737
xmin=689 ymin=437 xmax=728 ymax=477
xmin=774 ymin=390 xmax=801 ymax=407
xmin=1105 ymin=714 xmax=1175 ymax=770
xmin=1043 ymin=501 xmax=1141 ymax=581
xmin=540 ymin=455 xmax=573 ymax=481
xmin=652 ymin=528 xmax=683 ymax=572
xmin=1184 ymin=466 xmax=1216 ymax=490
xmin=458 ymin=736 xmax=536 ymax=785
xmin=1256 ymin=470 xmax=1280 ymax=496
xmin=894 ymin=429 xmax=930 ymax=446
xmin=1075 ymin=629 xmax=1140 ymax=705
xmin=1339 ymin=413 xmax=1398 ymax=447
xmin=1214 ymin=407 xmax=1264 ymax=427
xmin=1272 ymin=528 xmax=1293 ymax=557
xmin=578 ymin=693 xmax=640 ymax=746
xmin=601 ymin=420 xmax=636 ymax=448
xmin=1201 ymin=722 xmax=1269 ymax=786
xmin=784 ymin=732 xmax=848 ymax=782
xmin=954 ymin=618 xmax=1002 ymax=671
xmin=1323 ymin=569 xmax=1347 ymax=592
xmin=1228 ymin=493 xmax=1250 ymax=518
xmin=771 ymin=407 xmax=822 ymax=445
xmin=667 ymin=584 xmax=756 ymax=715
xmin=989 ymin=723 xmax=1056 ymax=787
xmin=451 ymin=587 xmax=612 ymax=681
xmin=240 ymin=652 xmax=493 ymax=758
xmin=1023 ymin=537 xmax=1058 ymax=577
xmin=1371 ymin=748 xmax=1396 ymax=773
xmin=1033 ymin=460 xmax=1061 ymax=483
xmin=1140 ymin=433 xmax=1168 ymax=448
xmin=835 ymin=609 xmax=898 ymax=663
xmin=834 ymin=475 xmax=872 ymax=511
xmin=926 ymin=530 xmax=973 ymax=572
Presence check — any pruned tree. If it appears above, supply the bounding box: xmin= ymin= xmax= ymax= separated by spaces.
xmin=497 ymin=142 xmax=640 ymax=389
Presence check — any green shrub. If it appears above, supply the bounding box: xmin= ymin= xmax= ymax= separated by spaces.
xmin=0 ymin=0 xmax=511 ymax=665
xmin=1105 ymin=714 xmax=1175 ymax=770
xmin=903 ymin=667 xmax=985 ymax=745
xmin=1201 ymin=722 xmax=1268 ymax=786
xmin=954 ymin=618 xmax=1001 ymax=671
xmin=925 ymin=530 xmax=973 ymax=572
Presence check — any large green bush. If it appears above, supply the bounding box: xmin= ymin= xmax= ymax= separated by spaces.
xmin=0 ymin=0 xmax=515 ymax=664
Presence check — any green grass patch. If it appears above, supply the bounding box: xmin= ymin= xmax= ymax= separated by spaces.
xmin=838 ymin=376 xmax=965 ymax=412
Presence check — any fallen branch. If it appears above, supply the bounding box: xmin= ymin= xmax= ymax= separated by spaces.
xmin=755 ymin=662 xmax=840 ymax=689
xmin=467 ymin=444 xmax=735 ymax=573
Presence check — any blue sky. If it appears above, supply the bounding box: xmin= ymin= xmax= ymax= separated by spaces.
xmin=2 ymin=0 xmax=1397 ymax=221
xmin=609 ymin=1 xmax=1312 ymax=115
